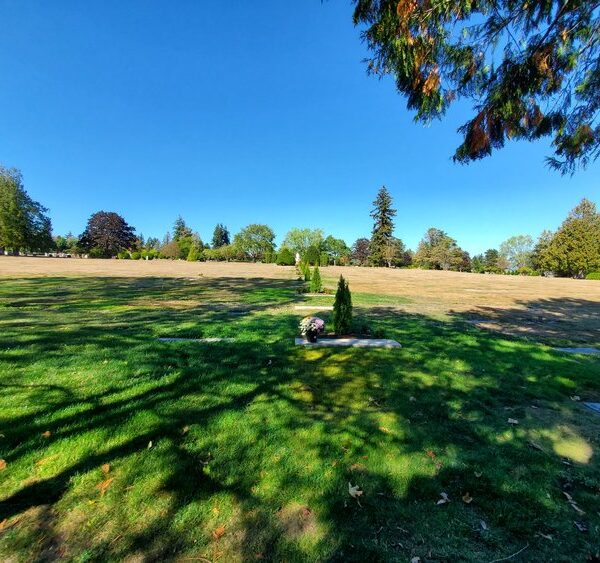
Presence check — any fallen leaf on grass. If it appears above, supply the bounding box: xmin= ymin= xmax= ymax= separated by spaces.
xmin=101 ymin=463 xmax=110 ymax=474
xmin=348 ymin=482 xmax=363 ymax=499
xmin=0 ymin=459 xmax=6 ymax=470
xmin=474 ymin=471 xmax=482 ymax=478
xmin=379 ymin=426 xmax=391 ymax=434
xmin=536 ymin=532 xmax=553 ymax=540
xmin=574 ymin=521 xmax=588 ymax=533
xmin=97 ymin=477 xmax=114 ymax=496
xmin=410 ymin=557 xmax=421 ymax=563
xmin=212 ymin=525 xmax=225 ymax=540
xmin=0 ymin=519 xmax=7 ymax=530
xmin=349 ymin=463 xmax=364 ymax=473
xmin=41 ymin=431 xmax=51 ymax=438
xmin=147 ymin=441 xmax=153 ymax=449
xmin=409 ymin=396 xmax=416 ymax=402
xmin=437 ymin=492 xmax=450 ymax=505
xmin=480 ymin=520 xmax=488 ymax=531
xmin=571 ymin=395 xmax=581 ymax=401
xmin=508 ymin=418 xmax=519 ymax=425
xmin=462 ymin=492 xmax=473 ymax=504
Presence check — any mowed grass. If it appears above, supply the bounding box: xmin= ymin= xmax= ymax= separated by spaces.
xmin=1 ymin=270 xmax=600 ymax=561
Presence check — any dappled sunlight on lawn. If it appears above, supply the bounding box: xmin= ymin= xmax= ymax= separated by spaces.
xmin=1 ymin=275 xmax=599 ymax=560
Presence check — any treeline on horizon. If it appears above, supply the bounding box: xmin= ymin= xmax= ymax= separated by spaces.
xmin=1 ymin=166 xmax=600 ymax=279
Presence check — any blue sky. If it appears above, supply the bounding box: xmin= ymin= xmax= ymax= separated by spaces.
xmin=1 ymin=1 xmax=597 ymax=255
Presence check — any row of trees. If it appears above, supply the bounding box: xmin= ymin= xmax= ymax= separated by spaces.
xmin=2 ymin=167 xmax=598 ymax=278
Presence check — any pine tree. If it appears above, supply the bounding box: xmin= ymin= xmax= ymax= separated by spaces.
xmin=369 ymin=186 xmax=396 ymax=267
xmin=212 ymin=224 xmax=230 ymax=248
xmin=333 ymin=275 xmax=352 ymax=335
xmin=309 ymin=266 xmax=322 ymax=293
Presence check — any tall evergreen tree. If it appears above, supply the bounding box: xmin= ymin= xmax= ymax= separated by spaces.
xmin=0 ymin=166 xmax=53 ymax=253
xmin=353 ymin=0 xmax=600 ymax=173
xmin=173 ymin=216 xmax=193 ymax=242
xmin=369 ymin=186 xmax=397 ymax=267
xmin=212 ymin=224 xmax=230 ymax=248
xmin=539 ymin=198 xmax=600 ymax=277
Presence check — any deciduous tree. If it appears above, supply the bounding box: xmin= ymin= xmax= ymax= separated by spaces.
xmin=78 ymin=211 xmax=136 ymax=257
xmin=351 ymin=238 xmax=371 ymax=265
xmin=0 ymin=166 xmax=53 ymax=253
xmin=282 ymin=228 xmax=324 ymax=256
xmin=233 ymin=224 xmax=275 ymax=261
xmin=499 ymin=235 xmax=534 ymax=271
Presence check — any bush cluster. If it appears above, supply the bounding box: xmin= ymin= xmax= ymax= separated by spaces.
xmin=586 ymin=272 xmax=600 ymax=280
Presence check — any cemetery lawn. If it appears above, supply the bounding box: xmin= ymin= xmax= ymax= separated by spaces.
xmin=1 ymin=272 xmax=599 ymax=561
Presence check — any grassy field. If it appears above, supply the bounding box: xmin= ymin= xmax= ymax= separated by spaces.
xmin=1 ymin=258 xmax=599 ymax=561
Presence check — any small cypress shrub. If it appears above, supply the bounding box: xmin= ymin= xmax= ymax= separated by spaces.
xmin=302 ymin=261 xmax=311 ymax=282
xmin=310 ymin=266 xmax=322 ymax=293
xmin=333 ymin=275 xmax=352 ymax=335
xmin=187 ymin=245 xmax=200 ymax=261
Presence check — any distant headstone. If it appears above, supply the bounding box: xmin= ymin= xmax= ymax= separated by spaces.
xmin=295 ymin=252 xmax=301 ymax=265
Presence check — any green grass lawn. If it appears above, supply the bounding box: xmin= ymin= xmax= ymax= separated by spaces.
xmin=1 ymin=275 xmax=599 ymax=561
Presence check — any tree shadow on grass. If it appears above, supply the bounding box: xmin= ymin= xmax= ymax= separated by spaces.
xmin=448 ymin=297 xmax=600 ymax=348
xmin=0 ymin=279 xmax=599 ymax=561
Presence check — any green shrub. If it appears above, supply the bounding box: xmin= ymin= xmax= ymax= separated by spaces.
xmin=304 ymin=245 xmax=320 ymax=266
xmin=586 ymin=272 xmax=600 ymax=280
xmin=117 ymin=251 xmax=130 ymax=260
xmin=333 ymin=275 xmax=352 ymax=335
xmin=130 ymin=251 xmax=141 ymax=260
xmin=263 ymin=250 xmax=276 ymax=264
xmin=302 ymin=261 xmax=311 ymax=282
xmin=88 ymin=247 xmax=106 ymax=258
xmin=276 ymin=248 xmax=295 ymax=266
xmin=309 ymin=266 xmax=323 ymax=293
xmin=187 ymin=245 xmax=200 ymax=261
xmin=516 ymin=267 xmax=540 ymax=276
xmin=320 ymin=252 xmax=329 ymax=267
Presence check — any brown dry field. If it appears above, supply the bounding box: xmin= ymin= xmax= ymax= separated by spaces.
xmin=2 ymin=256 xmax=600 ymax=345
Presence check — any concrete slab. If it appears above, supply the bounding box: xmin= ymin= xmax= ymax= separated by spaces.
xmin=554 ymin=347 xmax=600 ymax=355
xmin=295 ymin=337 xmax=401 ymax=348
xmin=294 ymin=305 xmax=334 ymax=311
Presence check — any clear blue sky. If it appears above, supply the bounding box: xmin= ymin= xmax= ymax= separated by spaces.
xmin=1 ymin=1 xmax=597 ymax=255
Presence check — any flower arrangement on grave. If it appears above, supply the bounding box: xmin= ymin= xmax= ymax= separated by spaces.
xmin=299 ymin=316 xmax=325 ymax=343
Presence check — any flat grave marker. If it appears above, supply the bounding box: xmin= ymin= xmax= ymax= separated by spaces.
xmin=295 ymin=337 xmax=401 ymax=349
